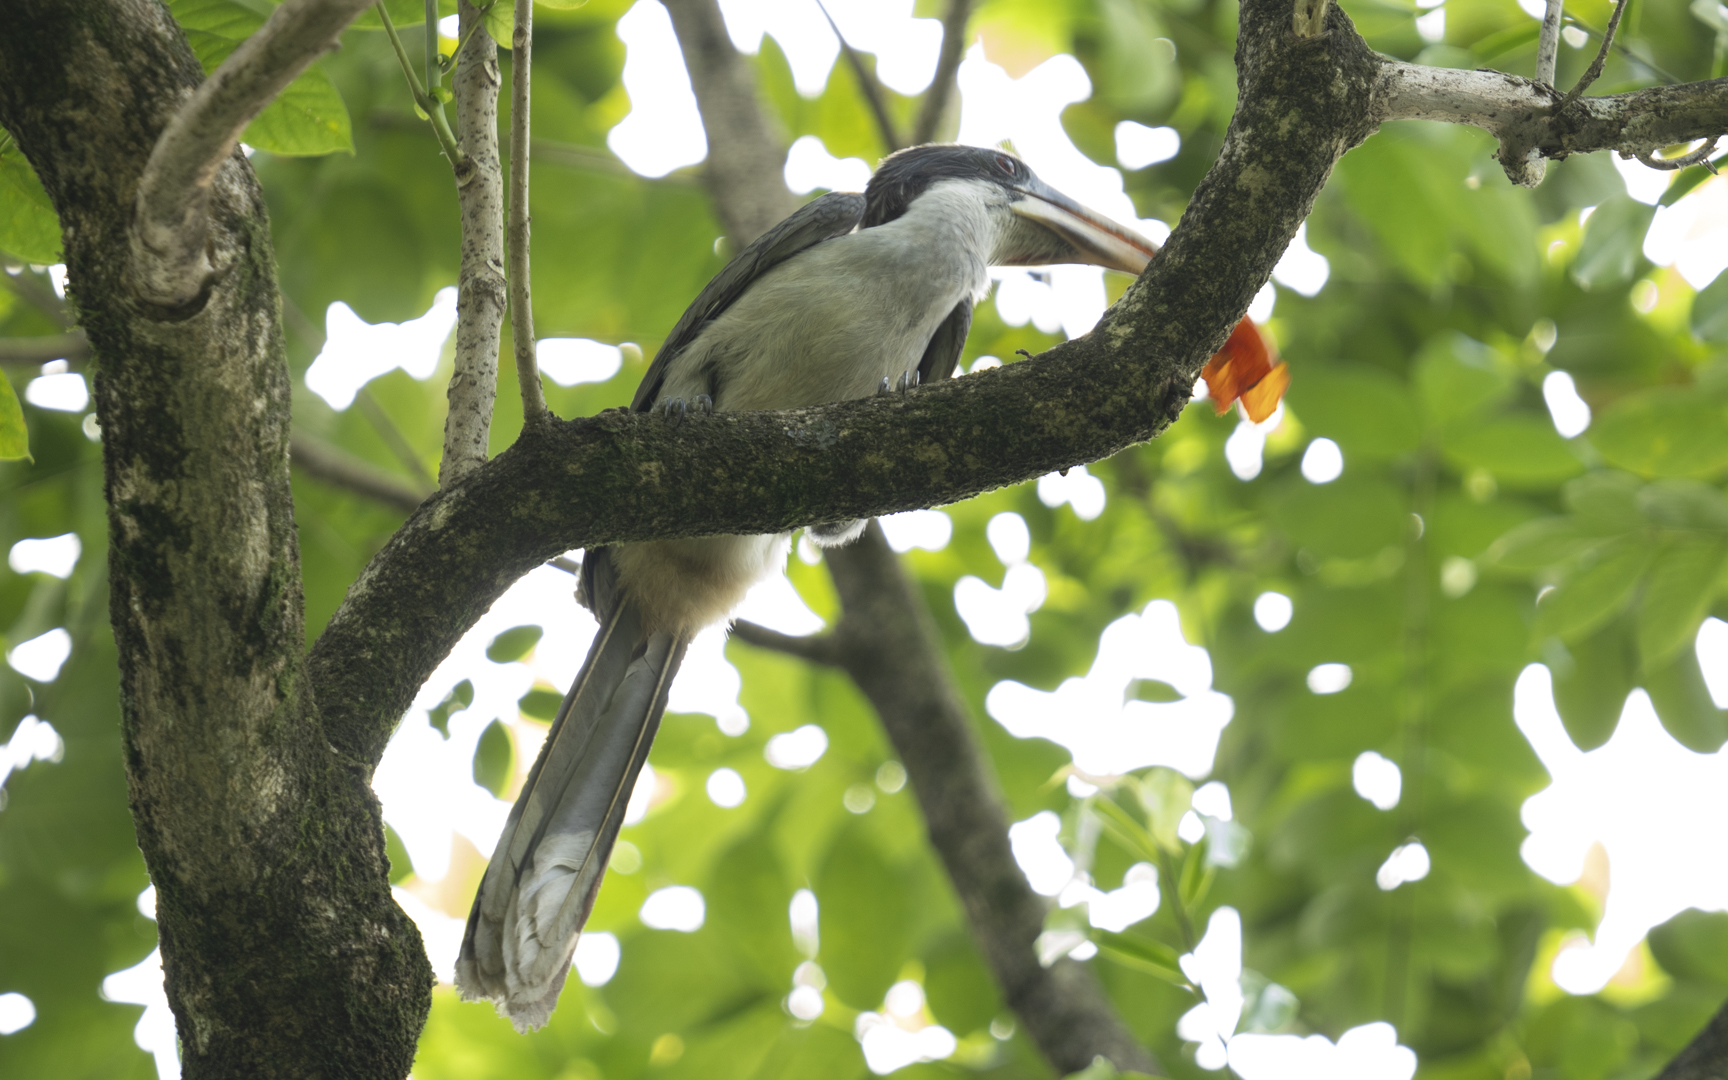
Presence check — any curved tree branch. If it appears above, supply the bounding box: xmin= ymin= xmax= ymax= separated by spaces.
xmin=1656 ymin=996 xmax=1728 ymax=1080
xmin=290 ymin=431 xmax=431 ymax=514
xmin=912 ymin=0 xmax=973 ymax=146
xmin=130 ymin=0 xmax=374 ymax=309
xmin=0 ymin=330 xmax=89 ymax=366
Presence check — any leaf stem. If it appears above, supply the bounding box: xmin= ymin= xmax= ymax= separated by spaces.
xmin=375 ymin=1 xmax=465 ymax=166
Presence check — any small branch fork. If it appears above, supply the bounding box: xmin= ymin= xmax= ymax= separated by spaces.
xmin=912 ymin=0 xmax=973 ymax=145
xmin=816 ymin=1 xmax=903 ymax=152
xmin=130 ymin=0 xmax=376 ymax=310
xmin=509 ymin=0 xmax=548 ymax=424
xmin=1564 ymin=0 xmax=1628 ymax=103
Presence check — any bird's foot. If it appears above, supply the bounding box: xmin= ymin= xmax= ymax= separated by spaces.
xmin=877 ymin=377 xmax=892 ymax=396
xmin=694 ymin=394 xmax=714 ymax=414
xmin=896 ymin=369 xmax=921 ymax=393
xmin=659 ymin=398 xmax=688 ymax=425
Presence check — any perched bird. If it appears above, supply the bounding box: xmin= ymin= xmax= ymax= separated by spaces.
xmin=456 ymin=143 xmax=1225 ymax=1029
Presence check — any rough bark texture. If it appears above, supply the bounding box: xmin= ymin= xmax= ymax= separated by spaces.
xmin=441 ymin=0 xmax=507 ymax=485
xmin=822 ymin=525 xmax=1160 ymax=1075
xmin=0 ymin=3 xmax=430 ymax=1077
xmin=660 ymin=0 xmax=799 ymax=244
xmin=1657 ymin=1000 xmax=1728 ymax=1080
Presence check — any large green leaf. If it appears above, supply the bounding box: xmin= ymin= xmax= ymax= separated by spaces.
xmin=1441 ymin=415 xmax=1584 ymax=487
xmin=1590 ymin=387 xmax=1728 ymax=479
xmin=1571 ymin=195 xmax=1655 ymax=291
xmin=1638 ymin=534 xmax=1727 ymax=669
xmin=814 ymin=823 xmax=913 ymax=1009
xmin=0 ymin=368 xmax=28 ymax=462
xmin=0 ymin=140 xmax=62 ymax=264
xmin=1535 ymin=535 xmax=1655 ymax=641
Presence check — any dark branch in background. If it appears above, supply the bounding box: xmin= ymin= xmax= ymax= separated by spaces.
xmin=912 ymin=0 xmax=973 ymax=146
xmin=660 ymin=0 xmax=798 ymax=244
xmin=741 ymin=526 xmax=1163 ymax=1075
xmin=357 ymin=387 xmax=438 ymax=489
xmin=291 ymin=431 xmax=431 ymax=513
xmin=816 ymin=1 xmax=902 ymax=152
xmin=0 ymin=266 xmax=75 ymax=327
xmin=442 ymin=0 xmax=508 ymax=484
xmin=1657 ymin=998 xmax=1728 ymax=1080
xmin=0 ymin=330 xmax=89 ymax=366
xmin=508 ymin=0 xmax=547 ymax=424
xmin=1565 ymin=0 xmax=1629 ymax=103
xmin=130 ymin=0 xmax=375 ymax=308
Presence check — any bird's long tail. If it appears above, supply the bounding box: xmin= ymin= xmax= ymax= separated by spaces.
xmin=455 ymin=549 xmax=686 ymax=1031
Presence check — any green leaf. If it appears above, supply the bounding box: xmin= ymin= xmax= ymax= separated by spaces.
xmin=1535 ymin=536 xmax=1656 ymax=641
xmin=1283 ymin=363 xmax=1421 ymax=460
xmin=0 ymin=140 xmax=63 ymax=264
xmin=384 ymin=823 xmax=414 ymax=883
xmin=471 ymin=718 xmax=513 ymax=796
xmin=1548 ymin=619 xmax=1636 ymax=750
xmin=485 ymin=624 xmax=543 ymax=662
xmin=1414 ymin=334 xmax=1514 ymax=429
xmin=815 ymin=824 xmax=913 ymax=1008
xmin=1441 ymin=415 xmax=1584 ymax=487
xmin=1565 ymin=471 xmax=1646 ymax=534
xmin=1126 ymin=678 xmax=1181 ymax=703
xmin=537 ymin=0 xmax=591 ymax=8
xmin=704 ymin=829 xmax=795 ymax=985
xmin=1636 ymin=479 xmax=1728 ymax=531
xmin=1571 ymin=195 xmax=1655 ymax=291
xmin=485 ymin=1 xmax=513 ymax=46
xmin=0 ymin=368 xmax=30 ymax=462
xmin=426 ymin=678 xmax=472 ymax=737
xmin=1649 ymin=910 xmax=1728 ymax=984
xmin=1133 ymin=769 xmax=1193 ymax=854
xmin=1484 ymin=518 xmax=1610 ymax=572
xmin=1590 ymin=387 xmax=1728 ymax=479
xmin=1692 ymin=268 xmax=1728 ymax=343
xmin=517 ymin=686 xmax=562 ymax=721
xmin=1638 ymin=535 xmax=1727 ymax=669
xmin=1645 ymin=645 xmax=1728 ymax=752
xmin=171 ymin=0 xmax=353 ymax=156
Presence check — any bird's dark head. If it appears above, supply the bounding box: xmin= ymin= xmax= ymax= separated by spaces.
xmin=863 ymin=144 xmax=1158 ymax=275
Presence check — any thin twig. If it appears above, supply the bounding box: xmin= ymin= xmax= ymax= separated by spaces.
xmin=509 ymin=0 xmax=547 ymax=424
xmin=375 ymin=2 xmax=464 ymax=166
xmin=356 ymin=387 xmax=437 ymax=489
xmin=913 ymin=0 xmax=973 ymax=145
xmin=1564 ymin=0 xmax=1630 ymax=103
xmin=1536 ymin=0 xmax=1563 ymax=86
xmin=0 ymin=268 xmax=73 ymax=327
xmin=0 ymin=331 xmax=90 ymax=367
xmin=1634 ymin=135 xmax=1721 ymax=171
xmin=732 ymin=620 xmax=841 ymax=665
xmin=290 ymin=432 xmax=431 ymax=514
xmin=440 ymin=0 xmax=507 ymax=485
xmin=130 ymin=0 xmax=375 ymax=308
xmin=424 ymin=0 xmax=439 ymax=98
xmin=1564 ymin=13 xmax=1680 ymax=84
xmin=815 ymin=0 xmax=902 ymax=152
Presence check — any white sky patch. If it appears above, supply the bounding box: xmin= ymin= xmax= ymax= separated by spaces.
xmin=25 ymin=372 xmax=88 ymax=412
xmin=954 ymin=565 xmax=1046 ymax=647
xmin=1225 ymin=420 xmax=1266 ymax=481
xmin=706 ymin=766 xmax=746 ymax=808
xmin=1193 ymin=780 xmax=1234 ymax=820
xmin=1084 ymin=862 xmax=1162 ymax=933
xmin=1700 ymin=619 xmax=1728 ymax=707
xmin=790 ymin=888 xmax=820 ymax=957
xmin=101 ymin=946 xmax=180 ymax=1080
xmin=8 ymin=533 xmax=80 ymax=578
xmin=856 ymin=1012 xmax=958 ymax=1074
xmin=1542 ymin=370 xmax=1591 ymax=438
xmin=640 ymin=884 xmax=706 ymax=931
xmin=879 ymin=509 xmax=953 ymax=553
xmin=717 ymin=0 xmax=942 ymax=98
xmin=1 ymin=714 xmax=64 ymax=793
xmin=1115 ymin=121 xmax=1180 ymax=170
xmin=784 ymin=134 xmax=873 ymax=194
xmin=7 ymin=628 xmax=71 ymax=683
xmin=0 ymin=991 xmax=34 ymax=1036
xmin=1176 ymin=907 xmax=1245 ymax=1070
xmin=1306 ymin=663 xmax=1352 ymax=695
xmin=987 ymin=512 xmax=1031 ymax=564
xmin=1009 ymin=810 xmax=1076 ymax=895
xmin=1038 ymin=464 xmax=1107 ymax=520
xmin=1300 ymin=437 xmax=1344 ymax=484
xmin=765 ymin=723 xmax=828 ymax=769
xmin=304 ymin=287 xmax=456 ymax=410
xmin=537 ymin=338 xmax=623 ymax=387
xmin=987 ymin=599 xmax=1233 ymax=778
xmin=607 ymin=0 xmax=708 ymax=178
xmin=393 ymin=887 xmax=466 ymax=982
xmin=1415 ymin=7 xmax=1445 ymax=43
xmin=1254 ymin=592 xmax=1293 ymax=632
xmin=1248 ymin=280 xmax=1277 ymax=322
xmin=1376 ymin=841 xmax=1431 ymax=890
xmin=1514 ymin=662 xmax=1728 ymax=995
xmin=575 ymin=931 xmax=622 ymax=987
xmin=1643 ymin=174 xmax=1728 ymax=289
xmin=1272 ymin=223 xmax=1330 ymax=296
xmin=1614 ymin=153 xmax=1672 ymax=206
xmin=1229 ymin=1023 xmax=1418 ymax=1080
xmin=1353 ymin=751 xmax=1403 ymax=811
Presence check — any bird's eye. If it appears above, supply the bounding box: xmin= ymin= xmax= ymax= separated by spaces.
xmin=993 ymin=153 xmax=1017 ymax=177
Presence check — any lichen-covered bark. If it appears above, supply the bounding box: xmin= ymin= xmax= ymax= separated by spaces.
xmin=0 ymin=3 xmax=429 ymax=1076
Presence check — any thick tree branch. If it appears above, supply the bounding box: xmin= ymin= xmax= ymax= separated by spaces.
xmin=290 ymin=431 xmax=431 ymax=514
xmin=1374 ymin=64 xmax=1728 ymax=186
xmin=0 ymin=330 xmax=89 ymax=366
xmin=1656 ymin=996 xmax=1728 ymax=1080
xmin=1535 ymin=0 xmax=1563 ymax=87
xmin=730 ymin=619 xmax=842 ymax=665
xmin=912 ymin=0 xmax=973 ymax=146
xmin=130 ymin=0 xmax=373 ymax=309
xmin=661 ymin=0 xmax=799 ymax=244
xmin=508 ymin=0 xmax=547 ymax=424
xmin=441 ymin=0 xmax=507 ymax=484
xmin=817 ymin=526 xmax=1161 ymax=1075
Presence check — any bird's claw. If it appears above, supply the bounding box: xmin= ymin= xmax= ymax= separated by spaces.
xmin=896 ymin=369 xmax=920 ymax=393
xmin=877 ymin=377 xmax=892 ymax=396
xmin=694 ymin=394 xmax=714 ymax=414
xmin=659 ymin=398 xmax=688 ymax=425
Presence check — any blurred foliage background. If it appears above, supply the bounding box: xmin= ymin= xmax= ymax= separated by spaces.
xmin=4 ymin=0 xmax=1728 ymax=1077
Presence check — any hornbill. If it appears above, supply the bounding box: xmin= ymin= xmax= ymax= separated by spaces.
xmin=456 ymin=143 xmax=1273 ymax=1029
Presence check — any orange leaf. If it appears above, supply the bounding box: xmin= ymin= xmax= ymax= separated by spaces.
xmin=1200 ymin=318 xmax=1287 ymax=421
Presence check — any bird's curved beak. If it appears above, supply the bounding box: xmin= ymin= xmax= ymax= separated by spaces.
xmin=1007 ymin=179 xmax=1159 ymax=275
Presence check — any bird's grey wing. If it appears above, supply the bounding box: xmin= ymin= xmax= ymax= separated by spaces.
xmin=917 ymin=299 xmax=973 ymax=385
xmin=632 ymin=191 xmax=867 ymax=411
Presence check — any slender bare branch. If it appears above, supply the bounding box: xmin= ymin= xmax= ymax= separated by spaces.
xmin=912 ymin=0 xmax=973 ymax=145
xmin=661 ymin=0 xmax=798 ymax=244
xmin=1566 ymin=0 xmax=1630 ymax=103
xmin=356 ymin=387 xmax=437 ymax=488
xmin=818 ymin=526 xmax=1160 ymax=1075
xmin=375 ymin=1 xmax=464 ymax=164
xmin=1536 ymin=0 xmax=1563 ymax=86
xmin=0 ymin=330 xmax=89 ymax=366
xmin=816 ymin=1 xmax=902 ymax=152
xmin=0 ymin=268 xmax=73 ymax=327
xmin=290 ymin=432 xmax=431 ymax=513
xmin=731 ymin=619 xmax=841 ymax=665
xmin=509 ymin=0 xmax=547 ymax=424
xmin=441 ymin=0 xmax=507 ymax=485
xmin=130 ymin=0 xmax=374 ymax=309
